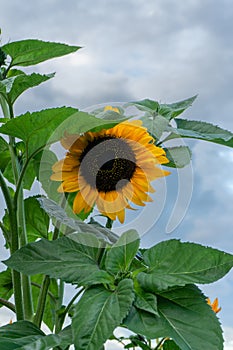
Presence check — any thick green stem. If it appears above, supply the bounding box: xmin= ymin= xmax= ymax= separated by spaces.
xmin=0 ymin=98 xmax=34 ymax=320
xmin=0 ymin=170 xmax=24 ymax=320
xmin=33 ymin=275 xmax=50 ymax=328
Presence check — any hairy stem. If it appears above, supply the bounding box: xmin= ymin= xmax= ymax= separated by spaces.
xmin=0 ymin=170 xmax=24 ymax=320
xmin=33 ymin=275 xmax=50 ymax=328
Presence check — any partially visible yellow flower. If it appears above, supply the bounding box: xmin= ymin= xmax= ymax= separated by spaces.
xmin=207 ymin=297 xmax=221 ymax=314
xmin=51 ymin=120 xmax=170 ymax=223
xmin=104 ymin=105 xmax=120 ymax=113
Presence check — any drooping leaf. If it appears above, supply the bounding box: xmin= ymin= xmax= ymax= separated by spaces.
xmin=0 ymin=320 xmax=61 ymax=350
xmin=164 ymin=146 xmax=192 ymax=168
xmin=72 ymin=279 xmax=134 ymax=350
xmin=38 ymin=197 xmax=118 ymax=244
xmin=105 ymin=230 xmax=140 ymax=274
xmin=137 ymin=239 xmax=233 ymax=291
xmin=0 ymin=269 xmax=13 ymax=306
xmin=4 ymin=235 xmax=113 ymax=286
xmin=167 ymin=119 xmax=233 ymax=148
xmin=24 ymin=196 xmax=50 ymax=242
xmin=124 ymin=285 xmax=223 ymax=350
xmin=2 ymin=39 xmax=81 ymax=67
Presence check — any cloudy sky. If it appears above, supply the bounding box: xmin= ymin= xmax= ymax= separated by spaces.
xmin=1 ymin=0 xmax=233 ymax=348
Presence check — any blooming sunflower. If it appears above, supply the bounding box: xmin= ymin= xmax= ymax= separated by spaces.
xmin=51 ymin=119 xmax=170 ymax=223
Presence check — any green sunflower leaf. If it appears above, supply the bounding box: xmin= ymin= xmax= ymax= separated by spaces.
xmin=0 ymin=136 xmax=11 ymax=172
xmin=0 ymin=107 xmax=78 ymax=158
xmin=3 ymin=156 xmax=36 ymax=189
xmin=105 ymin=230 xmax=140 ymax=274
xmin=158 ymin=95 xmax=197 ymax=120
xmin=0 ymin=73 xmax=55 ymax=104
xmin=140 ymin=114 xmax=169 ymax=140
xmin=0 ymin=269 xmax=13 ymax=307
xmin=1 ymin=39 xmax=81 ymax=67
xmin=72 ymin=279 xmax=134 ymax=350
xmin=124 ymin=285 xmax=223 ymax=350
xmin=130 ymin=95 xmax=197 ymax=120
xmin=3 ymin=235 xmax=113 ymax=286
xmin=0 ymin=320 xmax=61 ymax=349
xmin=38 ymin=197 xmax=118 ymax=244
xmin=137 ymin=239 xmax=233 ymax=291
xmin=134 ymin=291 xmax=158 ymax=316
xmin=167 ymin=119 xmax=233 ymax=147
xmin=164 ymin=146 xmax=192 ymax=168
xmin=128 ymin=99 xmax=160 ymax=112
xmin=163 ymin=339 xmax=182 ymax=350
xmin=0 ymin=109 xmax=130 ymax=159
xmin=24 ymin=196 xmax=50 ymax=242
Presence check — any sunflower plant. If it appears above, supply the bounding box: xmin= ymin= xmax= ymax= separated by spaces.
xmin=0 ymin=35 xmax=233 ymax=350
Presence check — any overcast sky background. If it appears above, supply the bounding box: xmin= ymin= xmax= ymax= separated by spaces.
xmin=0 ymin=1 xmax=233 ymax=348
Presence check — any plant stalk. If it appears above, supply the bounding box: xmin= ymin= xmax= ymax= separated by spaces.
xmin=33 ymin=275 xmax=50 ymax=328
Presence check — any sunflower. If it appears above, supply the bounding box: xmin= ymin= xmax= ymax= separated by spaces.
xmin=51 ymin=119 xmax=170 ymax=223
xmin=207 ymin=297 xmax=221 ymax=314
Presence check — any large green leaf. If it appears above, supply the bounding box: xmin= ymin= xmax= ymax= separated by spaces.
xmin=38 ymin=197 xmax=118 ymax=244
xmin=0 ymin=269 xmax=13 ymax=307
xmin=24 ymin=196 xmax=50 ymax=242
xmin=4 ymin=235 xmax=113 ymax=286
xmin=0 ymin=320 xmax=61 ymax=349
xmin=105 ymin=230 xmax=140 ymax=274
xmin=137 ymin=239 xmax=233 ymax=291
xmin=164 ymin=146 xmax=192 ymax=168
xmin=7 ymin=73 xmax=54 ymax=104
xmin=0 ymin=73 xmax=54 ymax=104
xmin=167 ymin=119 xmax=233 ymax=148
xmin=130 ymin=95 xmax=197 ymax=120
xmin=72 ymin=279 xmax=134 ymax=350
xmin=0 ymin=109 xmax=127 ymax=158
xmin=158 ymin=95 xmax=197 ymax=120
xmin=124 ymin=285 xmax=223 ymax=350
xmin=1 ymin=39 xmax=81 ymax=67
xmin=0 ymin=107 xmax=78 ymax=158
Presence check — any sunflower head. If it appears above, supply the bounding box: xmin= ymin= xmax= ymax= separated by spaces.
xmin=51 ymin=119 xmax=170 ymax=223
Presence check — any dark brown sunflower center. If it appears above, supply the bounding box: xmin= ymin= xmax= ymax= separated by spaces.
xmin=79 ymin=136 xmax=136 ymax=192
